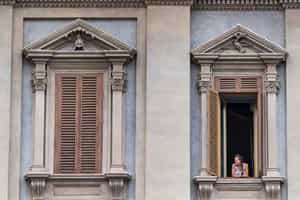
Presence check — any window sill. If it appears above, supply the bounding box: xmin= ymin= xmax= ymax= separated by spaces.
xmin=215 ymin=177 xmax=263 ymax=191
xmin=49 ymin=174 xmax=106 ymax=182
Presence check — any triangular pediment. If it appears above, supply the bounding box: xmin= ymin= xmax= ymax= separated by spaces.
xmin=191 ymin=25 xmax=286 ymax=56
xmin=24 ymin=19 xmax=135 ymax=54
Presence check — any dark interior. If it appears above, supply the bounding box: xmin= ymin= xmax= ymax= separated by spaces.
xmin=223 ymin=102 xmax=254 ymax=177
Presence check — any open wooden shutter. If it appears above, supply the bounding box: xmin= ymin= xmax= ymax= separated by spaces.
xmin=55 ymin=73 xmax=103 ymax=174
xmin=207 ymin=89 xmax=221 ymax=176
xmin=215 ymin=77 xmax=259 ymax=93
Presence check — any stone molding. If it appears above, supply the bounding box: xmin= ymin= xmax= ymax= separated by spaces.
xmin=4 ymin=0 xmax=300 ymax=9
xmin=191 ymin=25 xmax=287 ymax=65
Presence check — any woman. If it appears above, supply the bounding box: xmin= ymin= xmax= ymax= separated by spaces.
xmin=231 ymin=154 xmax=249 ymax=178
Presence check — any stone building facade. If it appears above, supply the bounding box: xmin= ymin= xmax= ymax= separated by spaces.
xmin=1 ymin=1 xmax=300 ymax=200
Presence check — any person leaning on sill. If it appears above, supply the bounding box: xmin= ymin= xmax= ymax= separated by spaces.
xmin=231 ymin=154 xmax=249 ymax=178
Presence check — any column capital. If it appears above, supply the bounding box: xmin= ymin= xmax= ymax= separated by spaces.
xmin=265 ymin=79 xmax=280 ymax=94
xmin=32 ymin=62 xmax=47 ymax=92
xmin=197 ymin=63 xmax=212 ymax=94
xmin=265 ymin=63 xmax=280 ymax=94
xmin=111 ymin=63 xmax=127 ymax=93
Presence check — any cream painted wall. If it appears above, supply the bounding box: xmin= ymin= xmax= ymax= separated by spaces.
xmin=0 ymin=6 xmax=13 ymax=200
xmin=145 ymin=6 xmax=191 ymax=200
xmin=286 ymin=10 xmax=300 ymax=200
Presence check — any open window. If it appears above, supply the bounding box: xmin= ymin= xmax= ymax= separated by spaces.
xmin=192 ymin=24 xmax=287 ymax=199
xmin=207 ymin=76 xmax=262 ymax=178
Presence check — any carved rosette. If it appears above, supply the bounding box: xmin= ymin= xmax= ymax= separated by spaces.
xmin=26 ymin=173 xmax=49 ymax=200
xmin=111 ymin=71 xmax=127 ymax=92
xmin=32 ymin=69 xmax=47 ymax=92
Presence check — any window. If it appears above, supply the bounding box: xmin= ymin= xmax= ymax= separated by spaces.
xmin=191 ymin=24 xmax=287 ymax=199
xmin=207 ymin=76 xmax=262 ymax=177
xmin=54 ymin=73 xmax=103 ymax=174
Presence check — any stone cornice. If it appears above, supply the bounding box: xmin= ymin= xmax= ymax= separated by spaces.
xmin=1 ymin=0 xmax=300 ymax=8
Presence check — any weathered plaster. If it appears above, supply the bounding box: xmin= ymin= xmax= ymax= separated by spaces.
xmin=286 ymin=9 xmax=300 ymax=200
xmin=145 ymin=6 xmax=191 ymax=200
xmin=0 ymin=5 xmax=13 ymax=200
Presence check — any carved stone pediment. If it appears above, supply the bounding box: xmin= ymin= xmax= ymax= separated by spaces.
xmin=191 ymin=25 xmax=287 ymax=64
xmin=24 ymin=19 xmax=136 ymax=62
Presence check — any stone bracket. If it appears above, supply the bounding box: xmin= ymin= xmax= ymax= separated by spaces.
xmin=25 ymin=172 xmax=50 ymax=200
xmin=106 ymin=172 xmax=131 ymax=200
xmin=262 ymin=176 xmax=284 ymax=200
xmin=193 ymin=176 xmax=217 ymax=200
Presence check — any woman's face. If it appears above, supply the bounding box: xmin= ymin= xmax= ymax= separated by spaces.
xmin=234 ymin=157 xmax=241 ymax=165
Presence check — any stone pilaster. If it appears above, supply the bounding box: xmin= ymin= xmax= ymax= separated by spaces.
xmin=197 ymin=63 xmax=213 ymax=176
xmin=262 ymin=63 xmax=283 ymax=200
xmin=110 ymin=61 xmax=128 ymax=174
xmin=30 ymin=59 xmax=48 ymax=171
xmin=264 ymin=63 xmax=280 ymax=177
xmin=107 ymin=61 xmax=130 ymax=200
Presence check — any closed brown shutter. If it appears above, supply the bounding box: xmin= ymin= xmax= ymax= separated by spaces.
xmin=207 ymin=89 xmax=221 ymax=176
xmin=215 ymin=76 xmax=260 ymax=93
xmin=55 ymin=73 xmax=103 ymax=174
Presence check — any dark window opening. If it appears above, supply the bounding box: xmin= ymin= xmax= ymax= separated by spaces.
xmin=220 ymin=94 xmax=257 ymax=178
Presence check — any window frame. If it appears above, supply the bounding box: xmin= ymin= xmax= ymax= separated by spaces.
xmin=45 ymin=65 xmax=112 ymax=176
xmin=213 ymin=75 xmax=263 ymax=178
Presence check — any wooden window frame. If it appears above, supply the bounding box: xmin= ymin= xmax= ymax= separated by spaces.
xmin=45 ymin=67 xmax=111 ymax=176
xmin=212 ymin=76 xmax=263 ymax=178
xmin=54 ymin=73 xmax=103 ymax=174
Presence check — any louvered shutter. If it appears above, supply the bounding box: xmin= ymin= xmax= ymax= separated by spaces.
xmin=80 ymin=75 xmax=102 ymax=173
xmin=207 ymin=89 xmax=221 ymax=176
xmin=215 ymin=77 xmax=260 ymax=93
xmin=55 ymin=73 xmax=103 ymax=174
